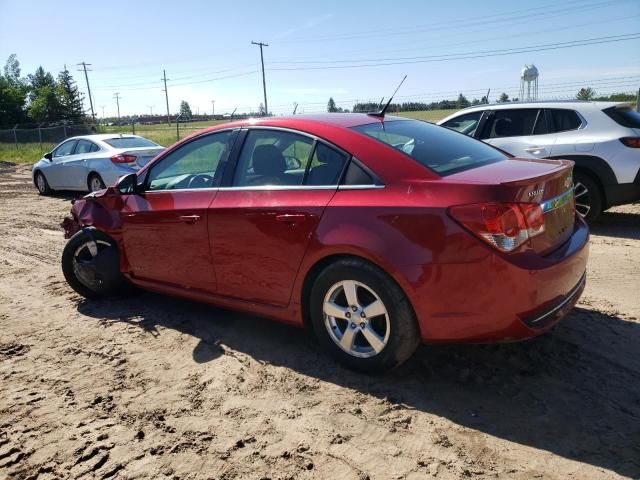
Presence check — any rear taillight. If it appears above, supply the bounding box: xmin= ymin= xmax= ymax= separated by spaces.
xmin=449 ymin=203 xmax=545 ymax=253
xmin=619 ymin=137 xmax=640 ymax=148
xmin=111 ymin=154 xmax=137 ymax=164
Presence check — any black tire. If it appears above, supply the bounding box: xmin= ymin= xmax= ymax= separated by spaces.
xmin=34 ymin=171 xmax=53 ymax=195
xmin=309 ymin=258 xmax=420 ymax=372
xmin=88 ymin=173 xmax=106 ymax=192
xmin=62 ymin=229 xmax=130 ymax=299
xmin=573 ymin=172 xmax=602 ymax=224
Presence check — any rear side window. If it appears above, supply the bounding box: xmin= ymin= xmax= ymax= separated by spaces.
xmin=482 ymin=109 xmax=539 ymax=139
xmin=75 ymin=139 xmax=97 ymax=154
xmin=548 ymin=109 xmax=582 ymax=132
xmin=441 ymin=111 xmax=482 ymax=136
xmin=306 ymin=143 xmax=348 ymax=186
xmin=104 ymin=137 xmax=158 ymax=148
xmin=603 ymin=107 xmax=640 ymax=128
xmin=352 ymin=120 xmax=506 ymax=176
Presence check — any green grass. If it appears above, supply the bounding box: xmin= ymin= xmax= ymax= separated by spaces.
xmin=1 ymin=111 xmax=457 ymax=165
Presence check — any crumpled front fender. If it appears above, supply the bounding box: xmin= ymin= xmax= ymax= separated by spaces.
xmin=61 ymin=187 xmax=124 ymax=239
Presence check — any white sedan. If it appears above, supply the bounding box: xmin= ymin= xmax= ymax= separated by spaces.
xmin=32 ymin=134 xmax=165 ymax=194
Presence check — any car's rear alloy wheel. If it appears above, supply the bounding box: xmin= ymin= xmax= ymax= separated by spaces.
xmin=310 ymin=258 xmax=420 ymax=371
xmin=62 ymin=230 xmax=130 ymax=299
xmin=573 ymin=173 xmax=602 ymax=223
xmin=88 ymin=173 xmax=106 ymax=192
xmin=35 ymin=171 xmax=53 ymax=195
xmin=323 ymin=280 xmax=391 ymax=358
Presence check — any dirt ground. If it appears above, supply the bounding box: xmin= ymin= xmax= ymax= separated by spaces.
xmin=1 ymin=161 xmax=639 ymax=480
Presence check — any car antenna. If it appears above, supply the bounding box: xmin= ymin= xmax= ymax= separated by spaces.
xmin=368 ymin=75 xmax=407 ymax=118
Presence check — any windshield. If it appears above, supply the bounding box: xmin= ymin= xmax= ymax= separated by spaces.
xmin=603 ymin=106 xmax=640 ymax=129
xmin=104 ymin=137 xmax=159 ymax=149
xmin=351 ymin=119 xmax=507 ymax=176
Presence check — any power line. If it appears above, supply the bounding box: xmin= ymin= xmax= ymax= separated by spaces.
xmin=77 ymin=62 xmax=96 ymax=122
xmin=268 ymin=33 xmax=640 ymax=71
xmin=251 ymin=41 xmax=269 ymax=116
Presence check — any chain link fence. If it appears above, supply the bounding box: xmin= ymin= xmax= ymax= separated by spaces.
xmin=0 ymin=124 xmax=95 ymax=154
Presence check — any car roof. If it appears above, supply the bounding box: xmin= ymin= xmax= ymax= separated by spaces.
xmin=452 ymin=100 xmax=630 ymax=113
xmin=64 ymin=133 xmax=145 ymax=142
xmin=201 ymin=113 xmax=408 ymax=132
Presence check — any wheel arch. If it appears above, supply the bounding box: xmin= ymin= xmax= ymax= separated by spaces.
xmin=298 ymin=252 xmax=420 ymax=334
xmin=546 ymin=154 xmax=615 ymax=205
xmin=87 ymin=171 xmax=104 ymax=189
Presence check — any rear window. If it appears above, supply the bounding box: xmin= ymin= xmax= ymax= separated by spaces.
xmin=352 ymin=119 xmax=507 ymax=176
xmin=104 ymin=137 xmax=159 ymax=148
xmin=603 ymin=107 xmax=640 ymax=128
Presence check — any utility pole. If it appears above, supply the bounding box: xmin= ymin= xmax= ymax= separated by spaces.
xmin=113 ymin=93 xmax=121 ymax=126
xmin=636 ymin=87 xmax=639 ymax=113
xmin=162 ymin=70 xmax=171 ymax=125
xmin=148 ymin=105 xmax=154 ymax=116
xmin=100 ymin=105 xmax=105 ymax=118
xmin=251 ymin=41 xmax=269 ymax=116
xmin=78 ymin=62 xmax=96 ymax=122
xmin=211 ymin=100 xmax=215 ymax=116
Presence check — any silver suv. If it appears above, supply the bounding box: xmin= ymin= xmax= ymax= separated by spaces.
xmin=439 ymin=101 xmax=640 ymax=222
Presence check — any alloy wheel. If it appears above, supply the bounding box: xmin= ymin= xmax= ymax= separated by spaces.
xmin=574 ymin=181 xmax=591 ymax=218
xmin=36 ymin=173 xmax=46 ymax=193
xmin=323 ymin=280 xmax=390 ymax=358
xmin=90 ymin=176 xmax=104 ymax=192
xmin=72 ymin=239 xmax=112 ymax=290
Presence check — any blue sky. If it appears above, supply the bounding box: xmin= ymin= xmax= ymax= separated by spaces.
xmin=1 ymin=0 xmax=639 ymax=117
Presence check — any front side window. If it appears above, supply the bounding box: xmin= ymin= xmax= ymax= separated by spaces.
xmin=442 ymin=111 xmax=483 ymax=136
xmin=233 ymin=129 xmax=313 ymax=187
xmin=352 ymin=119 xmax=507 ymax=176
xmin=482 ymin=109 xmax=540 ymax=139
xmin=53 ymin=140 xmax=77 ymax=158
xmin=146 ymin=131 xmax=233 ymax=191
xmin=549 ymin=109 xmax=582 ymax=132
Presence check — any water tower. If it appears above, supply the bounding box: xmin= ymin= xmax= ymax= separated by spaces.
xmin=519 ymin=64 xmax=539 ymax=101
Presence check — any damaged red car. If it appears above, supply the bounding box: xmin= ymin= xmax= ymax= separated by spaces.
xmin=61 ymin=114 xmax=588 ymax=371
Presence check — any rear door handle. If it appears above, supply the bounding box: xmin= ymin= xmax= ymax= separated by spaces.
xmin=275 ymin=213 xmax=306 ymax=224
xmin=179 ymin=214 xmax=201 ymax=224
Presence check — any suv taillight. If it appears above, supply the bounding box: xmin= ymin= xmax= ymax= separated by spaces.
xmin=449 ymin=203 xmax=545 ymax=253
xmin=619 ymin=137 xmax=640 ymax=148
xmin=111 ymin=154 xmax=137 ymax=164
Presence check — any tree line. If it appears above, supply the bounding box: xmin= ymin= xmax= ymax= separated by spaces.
xmin=0 ymin=54 xmax=86 ymax=127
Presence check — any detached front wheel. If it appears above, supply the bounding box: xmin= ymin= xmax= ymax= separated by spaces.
xmin=62 ymin=230 xmax=129 ymax=299
xmin=309 ymin=259 xmax=420 ymax=372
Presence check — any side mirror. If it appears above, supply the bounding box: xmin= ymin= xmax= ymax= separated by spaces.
xmin=116 ymin=173 xmax=142 ymax=195
xmin=44 ymin=152 xmax=53 ymax=161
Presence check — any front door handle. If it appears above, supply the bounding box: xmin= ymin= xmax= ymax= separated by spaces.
xmin=275 ymin=213 xmax=306 ymax=224
xmin=179 ymin=214 xmax=201 ymax=224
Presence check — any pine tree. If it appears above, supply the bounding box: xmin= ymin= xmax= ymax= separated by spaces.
xmin=27 ymin=66 xmax=61 ymax=122
xmin=327 ymin=97 xmax=337 ymax=112
xmin=0 ymin=54 xmax=28 ymax=125
xmin=179 ymin=100 xmax=193 ymax=119
xmin=57 ymin=65 xmax=85 ymax=122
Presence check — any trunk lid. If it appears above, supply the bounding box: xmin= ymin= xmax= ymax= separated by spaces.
xmin=449 ymin=158 xmax=576 ymax=254
xmin=118 ymin=147 xmax=165 ymax=169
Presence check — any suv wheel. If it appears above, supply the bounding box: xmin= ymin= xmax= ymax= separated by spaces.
xmin=574 ymin=173 xmax=602 ymax=223
xmin=309 ymin=258 xmax=420 ymax=372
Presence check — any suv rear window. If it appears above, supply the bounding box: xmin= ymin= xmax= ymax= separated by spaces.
xmin=603 ymin=106 xmax=640 ymax=128
xmin=352 ymin=119 xmax=506 ymax=176
xmin=104 ymin=137 xmax=158 ymax=148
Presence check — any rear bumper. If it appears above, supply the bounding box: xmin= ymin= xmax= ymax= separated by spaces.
xmin=604 ymin=168 xmax=640 ymax=206
xmin=401 ymin=218 xmax=589 ymax=343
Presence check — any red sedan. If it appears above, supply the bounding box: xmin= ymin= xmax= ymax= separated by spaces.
xmin=61 ymin=114 xmax=588 ymax=371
